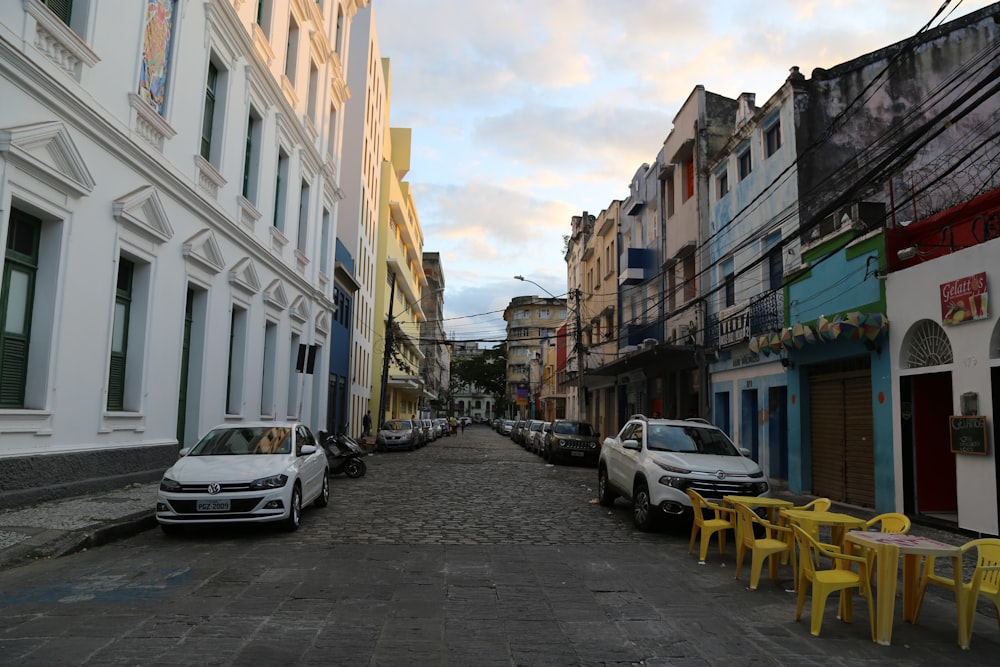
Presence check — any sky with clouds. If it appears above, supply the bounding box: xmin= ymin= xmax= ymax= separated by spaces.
xmin=371 ymin=0 xmax=994 ymax=344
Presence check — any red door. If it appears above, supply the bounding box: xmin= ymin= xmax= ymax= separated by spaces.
xmin=912 ymin=373 xmax=956 ymax=512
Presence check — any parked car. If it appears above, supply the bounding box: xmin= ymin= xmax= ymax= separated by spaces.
xmin=524 ymin=420 xmax=544 ymax=450
xmin=156 ymin=422 xmax=329 ymax=534
xmin=510 ymin=420 xmax=526 ymax=442
xmin=530 ymin=421 xmax=551 ymax=455
xmin=434 ymin=417 xmax=450 ymax=437
xmin=422 ymin=419 xmax=438 ymax=442
xmin=375 ymin=419 xmax=421 ymax=451
xmin=544 ymin=420 xmax=601 ymax=465
xmin=501 ymin=419 xmax=514 ymax=435
xmin=598 ymin=415 xmax=768 ymax=531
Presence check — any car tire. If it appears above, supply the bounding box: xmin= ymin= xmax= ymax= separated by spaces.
xmin=597 ymin=467 xmax=617 ymax=507
xmin=284 ymin=485 xmax=302 ymax=531
xmin=632 ymin=479 xmax=657 ymax=531
xmin=314 ymin=473 xmax=330 ymax=507
xmin=345 ymin=458 xmax=366 ymax=478
xmin=160 ymin=523 xmax=183 ymax=536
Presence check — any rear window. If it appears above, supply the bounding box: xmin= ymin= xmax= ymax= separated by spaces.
xmin=384 ymin=420 xmax=412 ymax=430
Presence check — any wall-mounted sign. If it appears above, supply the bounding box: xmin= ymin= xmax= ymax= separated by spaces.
xmin=949 ymin=416 xmax=988 ymax=455
xmin=718 ymin=312 xmax=750 ymax=348
xmin=940 ymin=272 xmax=988 ymax=326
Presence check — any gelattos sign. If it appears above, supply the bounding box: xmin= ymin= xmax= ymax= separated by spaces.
xmin=940 ymin=272 xmax=989 ymax=326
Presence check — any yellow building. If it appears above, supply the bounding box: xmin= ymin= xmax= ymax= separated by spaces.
xmin=371 ymin=98 xmax=427 ymax=424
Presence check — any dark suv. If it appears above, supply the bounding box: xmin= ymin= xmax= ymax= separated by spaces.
xmin=544 ymin=420 xmax=601 ymax=464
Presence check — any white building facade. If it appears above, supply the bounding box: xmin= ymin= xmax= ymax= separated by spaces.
xmin=0 ymin=0 xmax=367 ymax=506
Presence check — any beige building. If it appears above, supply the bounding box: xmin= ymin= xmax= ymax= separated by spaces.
xmin=566 ymin=204 xmax=620 ymax=436
xmin=504 ymin=296 xmax=566 ymax=420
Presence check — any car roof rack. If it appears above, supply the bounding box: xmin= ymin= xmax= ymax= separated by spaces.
xmin=684 ymin=417 xmax=711 ymax=424
xmin=629 ymin=414 xmax=647 ymax=421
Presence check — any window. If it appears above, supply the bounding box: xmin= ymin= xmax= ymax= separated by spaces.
xmin=242 ymin=108 xmax=262 ymax=202
xmin=683 ymin=255 xmax=696 ymax=301
xmin=307 ymin=61 xmax=319 ymax=124
xmin=200 ymin=60 xmax=222 ymax=163
xmin=0 ymin=210 xmax=40 ymax=407
xmin=326 ymin=103 xmax=338 ymax=161
xmin=285 ymin=16 xmax=299 ymax=82
xmin=334 ymin=7 xmax=344 ymax=54
xmin=273 ymin=148 xmax=289 ymax=230
xmin=683 ymin=158 xmax=694 ymax=201
xmin=738 ymin=148 xmax=752 ymax=180
xmin=717 ymin=168 xmax=729 ymax=199
xmin=287 ymin=333 xmax=300 ymax=418
xmin=767 ymin=246 xmax=783 ymax=291
xmin=723 ymin=259 xmax=735 ymax=308
xmin=765 ymin=121 xmax=782 ymax=158
xmin=319 ymin=208 xmax=331 ymax=275
xmin=107 ymin=258 xmax=133 ymax=410
xmin=227 ymin=306 xmax=248 ymax=415
xmin=137 ymin=0 xmax=177 ymax=116
xmin=296 ymin=180 xmax=310 ymax=253
xmin=261 ymin=320 xmax=277 ymax=417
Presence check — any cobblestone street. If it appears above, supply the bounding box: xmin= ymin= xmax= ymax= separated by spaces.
xmin=0 ymin=425 xmax=997 ymax=666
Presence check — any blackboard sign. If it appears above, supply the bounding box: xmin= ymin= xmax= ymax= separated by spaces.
xmin=949 ymin=416 xmax=988 ymax=455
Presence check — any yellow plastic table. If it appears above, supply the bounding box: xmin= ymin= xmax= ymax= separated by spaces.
xmin=723 ymin=495 xmax=793 ymax=523
xmin=845 ymin=531 xmax=966 ymax=647
xmin=780 ymin=509 xmax=867 ymax=548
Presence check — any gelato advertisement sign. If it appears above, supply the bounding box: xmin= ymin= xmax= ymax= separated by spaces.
xmin=940 ymin=272 xmax=989 ymax=326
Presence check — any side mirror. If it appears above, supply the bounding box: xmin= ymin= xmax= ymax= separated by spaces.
xmin=739 ymin=447 xmax=752 ymax=457
xmin=300 ymin=444 xmax=318 ymax=456
xmin=177 ymin=447 xmax=191 ymax=458
xmin=623 ymin=439 xmax=641 ymax=451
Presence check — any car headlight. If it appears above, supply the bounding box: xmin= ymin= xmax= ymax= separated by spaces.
xmin=160 ymin=476 xmax=181 ymax=492
xmin=250 ymin=474 xmax=288 ymax=490
xmin=655 ymin=461 xmax=691 ymax=474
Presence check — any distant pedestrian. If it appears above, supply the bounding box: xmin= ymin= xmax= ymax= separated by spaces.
xmin=362 ymin=410 xmax=372 ymax=438
xmin=460 ymin=419 xmax=466 ymax=435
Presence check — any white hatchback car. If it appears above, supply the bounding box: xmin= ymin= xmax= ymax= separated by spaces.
xmin=156 ymin=422 xmax=329 ymax=534
xmin=598 ymin=415 xmax=767 ymax=530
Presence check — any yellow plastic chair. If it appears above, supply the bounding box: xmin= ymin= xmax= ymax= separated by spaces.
xmin=782 ymin=497 xmax=833 ymax=541
xmin=686 ymin=489 xmax=736 ymax=564
xmin=912 ymin=538 xmax=1000 ymax=646
xmin=792 ymin=524 xmax=875 ymax=639
xmin=733 ymin=503 xmax=793 ymax=590
xmin=864 ymin=512 xmax=911 ymax=534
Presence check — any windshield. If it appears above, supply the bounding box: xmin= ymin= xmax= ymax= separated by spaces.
xmin=646 ymin=424 xmax=740 ymax=456
xmin=530 ymin=422 xmax=542 ymax=431
xmin=189 ymin=426 xmax=292 ymax=456
xmin=554 ymin=422 xmax=595 ymax=436
xmin=383 ymin=420 xmax=412 ymax=431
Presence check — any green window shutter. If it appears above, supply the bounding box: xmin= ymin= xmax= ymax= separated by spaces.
xmin=0 ymin=337 xmax=27 ymax=407
xmin=107 ymin=353 xmax=125 ymax=410
xmin=42 ymin=0 xmax=73 ymax=25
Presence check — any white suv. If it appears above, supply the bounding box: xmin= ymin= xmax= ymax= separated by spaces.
xmin=598 ymin=415 xmax=768 ymax=530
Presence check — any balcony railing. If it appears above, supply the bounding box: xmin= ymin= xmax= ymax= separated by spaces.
xmin=705 ymin=291 xmax=781 ymax=348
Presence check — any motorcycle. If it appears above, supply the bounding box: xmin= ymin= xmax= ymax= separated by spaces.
xmin=322 ymin=433 xmax=367 ymax=478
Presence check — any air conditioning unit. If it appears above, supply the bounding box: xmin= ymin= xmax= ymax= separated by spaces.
xmin=642 ymin=338 xmax=657 ymax=350
xmin=675 ymin=324 xmax=692 ymax=340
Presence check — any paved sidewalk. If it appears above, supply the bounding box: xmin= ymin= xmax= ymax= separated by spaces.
xmin=0 ymin=481 xmax=159 ymax=570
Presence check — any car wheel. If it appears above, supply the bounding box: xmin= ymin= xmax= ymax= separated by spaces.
xmin=597 ymin=467 xmax=617 ymax=507
xmin=160 ymin=523 xmax=183 ymax=536
xmin=284 ymin=485 xmax=302 ymax=531
xmin=345 ymin=458 xmax=366 ymax=478
xmin=314 ymin=473 xmax=330 ymax=507
xmin=632 ymin=479 xmax=657 ymax=531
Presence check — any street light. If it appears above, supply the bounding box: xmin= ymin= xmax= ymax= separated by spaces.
xmin=513 ymin=275 xmax=559 ymax=299
xmin=512 ymin=275 xmax=586 ymax=421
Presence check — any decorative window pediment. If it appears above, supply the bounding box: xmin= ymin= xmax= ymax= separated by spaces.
xmin=0 ymin=121 xmax=95 ymax=196
xmin=182 ymin=229 xmax=225 ymax=275
xmin=315 ymin=310 xmax=330 ymax=334
xmin=289 ymin=295 xmax=309 ymax=323
xmin=228 ymin=257 xmax=261 ymax=298
xmin=264 ymin=279 xmax=289 ymax=310
xmin=112 ymin=186 xmax=173 ymax=244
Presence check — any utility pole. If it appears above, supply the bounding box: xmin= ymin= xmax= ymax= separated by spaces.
xmin=574 ymin=287 xmax=585 ymax=421
xmin=377 ymin=272 xmax=396 ymax=427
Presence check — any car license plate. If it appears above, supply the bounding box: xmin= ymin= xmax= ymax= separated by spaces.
xmin=197 ymin=499 xmax=231 ymax=512
xmin=571 ymin=451 xmax=584 ymax=457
